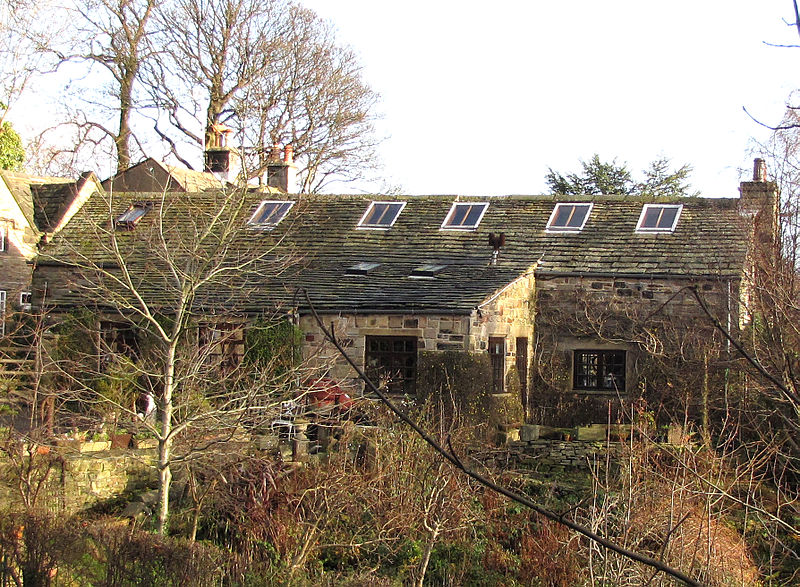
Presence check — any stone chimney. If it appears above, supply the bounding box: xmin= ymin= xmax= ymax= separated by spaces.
xmin=265 ymin=145 xmax=298 ymax=193
xmin=739 ymin=158 xmax=779 ymax=236
xmin=204 ymin=124 xmax=242 ymax=185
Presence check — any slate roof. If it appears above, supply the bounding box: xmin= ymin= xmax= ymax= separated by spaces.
xmin=1 ymin=170 xmax=78 ymax=232
xmin=38 ymin=192 xmax=750 ymax=315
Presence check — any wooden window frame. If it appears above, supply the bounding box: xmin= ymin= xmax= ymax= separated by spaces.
xmin=573 ymin=349 xmax=626 ymax=392
xmin=365 ymin=335 xmax=418 ymax=396
xmin=489 ymin=336 xmax=505 ymax=394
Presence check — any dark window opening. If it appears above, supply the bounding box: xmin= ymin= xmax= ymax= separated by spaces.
xmin=199 ymin=323 xmax=243 ymax=373
xmin=516 ymin=337 xmax=528 ymax=408
xmin=489 ymin=337 xmax=505 ymax=394
xmin=365 ymin=335 xmax=417 ymax=396
xmin=100 ymin=321 xmax=139 ymax=362
xmin=573 ymin=349 xmax=626 ymax=392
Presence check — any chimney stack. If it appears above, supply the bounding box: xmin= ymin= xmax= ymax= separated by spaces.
xmin=265 ymin=144 xmax=298 ymax=193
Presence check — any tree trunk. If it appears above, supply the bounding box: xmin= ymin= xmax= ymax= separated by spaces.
xmin=156 ymin=343 xmax=176 ymax=535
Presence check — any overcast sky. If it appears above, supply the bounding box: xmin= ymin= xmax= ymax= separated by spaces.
xmin=300 ymin=0 xmax=800 ymax=197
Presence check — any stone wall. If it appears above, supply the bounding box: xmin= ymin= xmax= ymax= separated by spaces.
xmin=0 ymin=448 xmax=157 ymax=513
xmin=531 ymin=274 xmax=739 ymax=426
xmin=298 ymin=269 xmax=536 ymax=396
xmin=485 ymin=439 xmax=621 ymax=475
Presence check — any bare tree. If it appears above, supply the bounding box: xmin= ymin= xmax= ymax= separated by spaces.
xmin=150 ymin=0 xmax=379 ymax=191
xmin=35 ymin=187 xmax=310 ymax=534
xmin=54 ymin=0 xmax=157 ymax=172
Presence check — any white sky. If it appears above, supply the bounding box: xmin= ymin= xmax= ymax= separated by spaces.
xmin=300 ymin=0 xmax=800 ymax=197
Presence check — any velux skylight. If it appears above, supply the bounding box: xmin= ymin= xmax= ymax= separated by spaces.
xmin=357 ymin=201 xmax=406 ymax=229
xmin=441 ymin=202 xmax=489 ymax=230
xmin=546 ymin=203 xmax=592 ymax=232
xmin=409 ymin=264 xmax=446 ymax=278
xmin=115 ymin=202 xmax=152 ymax=230
xmin=346 ymin=262 xmax=381 ymax=276
xmin=636 ymin=204 xmax=682 ymax=233
xmin=247 ymin=200 xmax=294 ymax=229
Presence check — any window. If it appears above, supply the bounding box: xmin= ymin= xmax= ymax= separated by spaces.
xmin=489 ymin=337 xmax=505 ymax=393
xmin=0 ymin=291 xmax=5 ymax=337
xmin=346 ymin=262 xmax=381 ymax=276
xmin=573 ymin=350 xmax=626 ymax=392
xmin=20 ymin=291 xmax=31 ymax=311
xmin=441 ymin=202 xmax=489 ymax=230
xmin=546 ymin=203 xmax=592 ymax=232
xmin=409 ymin=264 xmax=446 ymax=279
xmin=100 ymin=321 xmax=139 ymax=361
xmin=357 ymin=201 xmax=406 ymax=229
xmin=199 ymin=323 xmax=243 ymax=373
xmin=0 ymin=223 xmax=6 ymax=252
xmin=516 ymin=337 xmax=528 ymax=406
xmin=115 ymin=202 xmax=152 ymax=229
xmin=636 ymin=204 xmax=682 ymax=233
xmin=365 ymin=336 xmax=417 ymax=395
xmin=247 ymin=200 xmax=294 ymax=228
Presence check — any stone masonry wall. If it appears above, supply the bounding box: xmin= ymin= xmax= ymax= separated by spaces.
xmin=299 ymin=269 xmax=536 ymax=395
xmin=0 ymin=448 xmax=157 ymax=513
xmin=485 ymin=439 xmax=621 ymax=474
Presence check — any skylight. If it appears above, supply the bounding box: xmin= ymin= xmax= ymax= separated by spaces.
xmin=248 ymin=200 xmax=294 ymax=228
xmin=115 ymin=202 xmax=151 ymax=229
xmin=546 ymin=203 xmax=593 ymax=232
xmin=346 ymin=262 xmax=381 ymax=276
xmin=636 ymin=204 xmax=682 ymax=233
xmin=409 ymin=264 xmax=447 ymax=278
xmin=441 ymin=202 xmax=489 ymax=230
xmin=358 ymin=202 xmax=406 ymax=229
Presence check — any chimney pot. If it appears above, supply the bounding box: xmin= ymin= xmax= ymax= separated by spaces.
xmin=269 ymin=145 xmax=282 ymax=162
xmin=284 ymin=145 xmax=293 ymax=164
xmin=753 ymin=158 xmax=767 ymax=182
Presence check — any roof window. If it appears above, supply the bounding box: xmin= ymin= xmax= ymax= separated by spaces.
xmin=346 ymin=262 xmax=381 ymax=276
xmin=636 ymin=204 xmax=682 ymax=233
xmin=115 ymin=202 xmax=152 ymax=230
xmin=441 ymin=202 xmax=488 ymax=230
xmin=248 ymin=200 xmax=294 ymax=228
xmin=409 ymin=264 xmax=446 ymax=278
xmin=546 ymin=203 xmax=593 ymax=232
xmin=358 ymin=201 xmax=406 ymax=229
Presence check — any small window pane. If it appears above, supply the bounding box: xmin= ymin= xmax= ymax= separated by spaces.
xmin=547 ymin=203 xmax=592 ymax=231
xmin=358 ymin=202 xmax=405 ymax=228
xmin=441 ymin=202 xmax=488 ymax=230
xmin=248 ymin=201 xmax=294 ymax=227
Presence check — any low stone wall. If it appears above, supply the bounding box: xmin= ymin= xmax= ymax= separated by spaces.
xmin=0 ymin=447 xmax=157 ymax=513
xmin=487 ymin=440 xmax=622 ymax=475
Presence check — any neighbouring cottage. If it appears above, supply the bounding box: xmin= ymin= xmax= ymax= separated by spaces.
xmin=0 ymin=170 xmax=102 ymax=337
xmin=28 ymin=159 xmax=776 ymax=431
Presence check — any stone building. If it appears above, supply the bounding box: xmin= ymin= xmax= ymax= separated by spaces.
xmin=30 ymin=161 xmax=774 ymax=427
xmin=0 ymin=170 xmax=102 ymax=337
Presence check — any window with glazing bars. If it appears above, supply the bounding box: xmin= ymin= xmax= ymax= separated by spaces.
xmin=573 ymin=350 xmax=626 ymax=392
xmin=358 ymin=202 xmax=406 ymax=229
xmin=636 ymin=204 xmax=682 ymax=232
xmin=248 ymin=201 xmax=295 ymax=228
xmin=441 ymin=202 xmax=488 ymax=230
xmin=365 ymin=336 xmax=417 ymax=395
xmin=546 ymin=203 xmax=592 ymax=232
